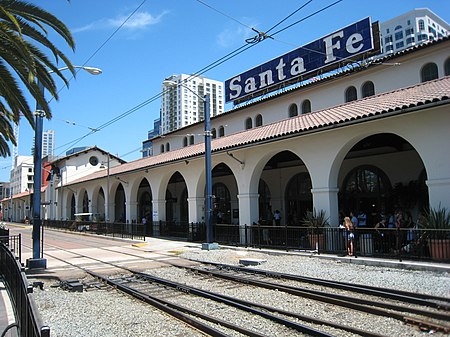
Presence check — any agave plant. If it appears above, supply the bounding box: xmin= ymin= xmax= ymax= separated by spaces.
xmin=420 ymin=205 xmax=450 ymax=239
xmin=302 ymin=209 xmax=329 ymax=228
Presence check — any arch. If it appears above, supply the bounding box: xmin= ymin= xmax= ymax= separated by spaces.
xmin=361 ymin=81 xmax=375 ymax=98
xmin=114 ymin=183 xmax=126 ymax=222
xmin=211 ymin=128 xmax=217 ymax=139
xmin=335 ymin=133 xmax=428 ymax=226
xmin=218 ymin=126 xmax=225 ymax=137
xmin=245 ymin=117 xmax=252 ymax=130
xmin=137 ymin=178 xmax=153 ymax=235
xmin=82 ymin=190 xmax=89 ymax=215
xmin=189 ymin=135 xmax=194 ymax=145
xmin=160 ymin=144 xmax=164 ymax=153
xmin=421 ymin=62 xmax=438 ymax=82
xmin=301 ymin=99 xmax=311 ymax=114
xmin=288 ymin=103 xmax=298 ymax=117
xmin=183 ymin=137 xmax=188 ymax=147
xmin=96 ymin=187 xmax=105 ymax=221
xmin=70 ymin=194 xmax=76 ymax=220
xmin=444 ymin=57 xmax=450 ymax=76
xmin=165 ymin=171 xmax=188 ymax=225
xmin=255 ymin=114 xmax=263 ymax=127
xmin=165 ymin=142 xmax=170 ymax=152
xmin=345 ymin=86 xmax=357 ymax=102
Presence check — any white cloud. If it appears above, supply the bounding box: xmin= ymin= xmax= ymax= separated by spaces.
xmin=72 ymin=10 xmax=168 ymax=33
xmin=217 ymin=17 xmax=259 ymax=48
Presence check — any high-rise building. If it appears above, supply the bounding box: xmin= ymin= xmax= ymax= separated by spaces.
xmin=161 ymin=74 xmax=224 ymax=135
xmin=10 ymin=156 xmax=33 ymax=194
xmin=379 ymin=8 xmax=450 ymax=56
xmin=42 ymin=130 xmax=55 ymax=159
xmin=142 ymin=118 xmax=161 ymax=157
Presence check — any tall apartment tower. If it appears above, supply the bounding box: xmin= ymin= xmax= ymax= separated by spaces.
xmin=379 ymin=8 xmax=450 ymax=56
xmin=161 ymin=74 xmax=224 ymax=135
xmin=42 ymin=130 xmax=55 ymax=159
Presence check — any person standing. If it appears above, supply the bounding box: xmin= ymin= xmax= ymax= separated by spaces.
xmin=273 ymin=210 xmax=282 ymax=226
xmin=344 ymin=216 xmax=355 ymax=256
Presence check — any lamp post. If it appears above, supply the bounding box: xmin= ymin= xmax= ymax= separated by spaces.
xmin=162 ymin=80 xmax=215 ymax=248
xmin=28 ymin=66 xmax=102 ymax=269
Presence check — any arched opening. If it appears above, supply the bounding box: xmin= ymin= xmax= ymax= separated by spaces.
xmin=97 ymin=188 xmax=105 ymax=221
xmin=137 ymin=179 xmax=152 ymax=236
xmin=183 ymin=137 xmax=188 ymax=147
xmin=255 ymin=114 xmax=263 ymax=127
xmin=211 ymin=128 xmax=217 ymax=139
xmin=165 ymin=172 xmax=188 ymax=227
xmin=258 ymin=179 xmax=272 ymax=224
xmin=301 ymin=100 xmax=311 ymax=114
xmin=361 ymin=81 xmax=375 ymax=98
xmin=421 ymin=62 xmax=438 ymax=82
xmin=285 ymin=172 xmax=313 ymax=225
xmin=245 ymin=117 xmax=252 ymax=130
xmin=444 ymin=57 xmax=450 ymax=76
xmin=70 ymin=194 xmax=76 ymax=220
xmin=114 ymin=184 xmax=126 ymax=223
xmin=211 ymin=163 xmax=237 ymax=225
xmin=345 ymin=86 xmax=357 ymax=102
xmin=338 ymin=133 xmax=427 ymax=226
xmin=219 ymin=126 xmax=225 ymax=137
xmin=213 ymin=182 xmax=231 ymax=224
xmin=288 ymin=103 xmax=298 ymax=117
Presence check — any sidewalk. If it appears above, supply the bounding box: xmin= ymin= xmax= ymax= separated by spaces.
xmin=0 ymin=278 xmax=18 ymax=337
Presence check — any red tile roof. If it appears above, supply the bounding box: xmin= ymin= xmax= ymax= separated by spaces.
xmin=70 ymin=76 xmax=450 ymax=185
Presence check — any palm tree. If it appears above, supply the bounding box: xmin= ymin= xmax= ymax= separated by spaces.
xmin=0 ymin=0 xmax=75 ymax=156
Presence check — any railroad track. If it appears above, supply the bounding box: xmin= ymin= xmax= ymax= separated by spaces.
xmin=24 ymin=240 xmax=450 ymax=336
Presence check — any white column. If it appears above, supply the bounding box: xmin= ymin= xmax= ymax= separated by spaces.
xmin=426 ymin=178 xmax=450 ymax=210
xmin=311 ymin=187 xmax=340 ymax=227
xmin=237 ymin=193 xmax=259 ymax=244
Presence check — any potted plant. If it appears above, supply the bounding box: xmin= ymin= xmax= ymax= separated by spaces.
xmin=302 ymin=209 xmax=329 ymax=250
xmin=419 ymin=205 xmax=450 ymax=261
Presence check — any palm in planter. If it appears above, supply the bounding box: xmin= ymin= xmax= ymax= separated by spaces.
xmin=419 ymin=205 xmax=450 ymax=261
xmin=302 ymin=209 xmax=329 ymax=250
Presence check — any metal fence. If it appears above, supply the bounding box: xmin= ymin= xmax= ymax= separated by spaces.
xmin=0 ymin=236 xmax=49 ymax=337
xmin=43 ymin=220 xmax=145 ymax=241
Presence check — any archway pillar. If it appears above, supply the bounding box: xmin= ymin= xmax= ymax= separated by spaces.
xmin=237 ymin=193 xmax=259 ymax=245
xmin=127 ymin=201 xmax=138 ymax=224
xmin=426 ymin=178 xmax=450 ymax=210
xmin=152 ymin=199 xmax=166 ymax=236
xmin=311 ymin=187 xmax=340 ymax=227
xmin=187 ymin=197 xmax=204 ymax=223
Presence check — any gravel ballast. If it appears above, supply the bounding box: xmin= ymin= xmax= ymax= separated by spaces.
xmin=33 ymin=249 xmax=449 ymax=336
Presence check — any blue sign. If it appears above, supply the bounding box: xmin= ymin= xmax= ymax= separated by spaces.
xmin=225 ymin=17 xmax=375 ymax=103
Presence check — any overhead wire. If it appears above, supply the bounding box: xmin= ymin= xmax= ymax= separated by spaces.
xmin=57 ymin=0 xmax=344 ymax=157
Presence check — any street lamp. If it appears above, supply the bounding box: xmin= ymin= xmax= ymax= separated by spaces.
xmin=28 ymin=65 xmax=102 ymax=269
xmin=162 ymin=80 xmax=216 ymax=249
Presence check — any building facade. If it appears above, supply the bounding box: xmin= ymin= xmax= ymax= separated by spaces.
xmin=42 ymin=130 xmax=55 ymax=159
xmin=379 ymin=8 xmax=449 ymax=56
xmin=161 ymin=74 xmax=224 ymax=135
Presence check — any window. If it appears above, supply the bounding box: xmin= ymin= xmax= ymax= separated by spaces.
xmin=288 ymin=103 xmax=298 ymax=117
xmin=219 ymin=126 xmax=225 ymax=137
xmin=419 ymin=20 xmax=425 ymax=30
xmin=183 ymin=137 xmax=188 ymax=147
xmin=301 ymin=99 xmax=311 ymax=114
xmin=211 ymin=128 xmax=217 ymax=139
xmin=394 ymin=25 xmax=402 ymax=31
xmin=384 ymin=36 xmax=392 ymax=44
xmin=189 ymin=135 xmax=194 ymax=145
xmin=345 ymin=86 xmax=357 ymax=102
xmin=165 ymin=143 xmax=170 ymax=152
xmin=396 ymin=41 xmax=404 ymax=49
xmin=406 ymin=37 xmax=415 ymax=45
xmin=160 ymin=144 xmax=165 ymax=153
xmin=421 ymin=62 xmax=438 ymax=82
xmin=255 ymin=114 xmax=263 ymax=127
xmin=405 ymin=27 xmax=414 ymax=36
xmin=445 ymin=58 xmax=450 ymax=76
xmin=361 ymin=81 xmax=375 ymax=98
xmin=394 ymin=31 xmax=403 ymax=40
xmin=245 ymin=117 xmax=252 ymax=130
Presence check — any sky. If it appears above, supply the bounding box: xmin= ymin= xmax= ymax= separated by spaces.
xmin=1 ymin=0 xmax=450 ymax=181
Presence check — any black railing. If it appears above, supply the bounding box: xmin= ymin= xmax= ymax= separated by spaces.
xmin=1 ymin=236 xmax=49 ymax=337
xmin=43 ymin=220 xmax=145 ymax=241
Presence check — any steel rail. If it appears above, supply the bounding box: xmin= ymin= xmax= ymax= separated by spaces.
xmin=86 ymin=271 xmax=267 ymax=337
xmin=196 ymin=261 xmax=450 ymax=308
xmin=134 ymin=271 xmax=335 ymax=337
xmin=186 ymin=265 xmax=450 ymax=322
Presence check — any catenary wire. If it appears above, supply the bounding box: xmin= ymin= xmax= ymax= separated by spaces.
xmin=57 ymin=0 xmax=344 ymax=156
